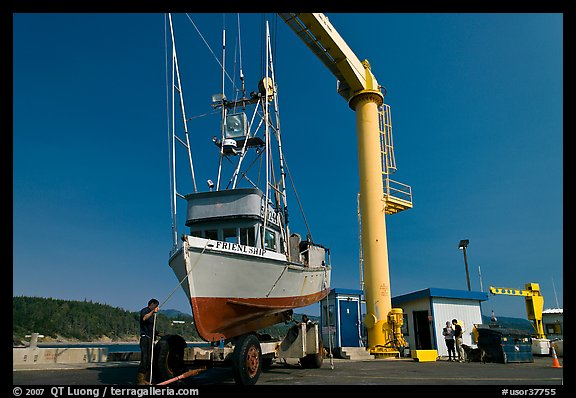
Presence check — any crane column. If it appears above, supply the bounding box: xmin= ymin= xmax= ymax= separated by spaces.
xmin=278 ymin=13 xmax=410 ymax=358
xmin=350 ymin=90 xmax=399 ymax=357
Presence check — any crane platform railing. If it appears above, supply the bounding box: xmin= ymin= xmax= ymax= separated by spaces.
xmin=383 ymin=178 xmax=413 ymax=214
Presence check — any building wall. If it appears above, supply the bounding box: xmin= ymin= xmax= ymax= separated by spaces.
xmin=432 ymin=298 xmax=484 ymax=357
xmin=542 ymin=312 xmax=563 ymax=340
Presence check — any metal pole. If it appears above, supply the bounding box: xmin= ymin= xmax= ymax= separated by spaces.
xmin=463 ymin=247 xmax=471 ymax=291
xmin=350 ymin=90 xmax=391 ymax=351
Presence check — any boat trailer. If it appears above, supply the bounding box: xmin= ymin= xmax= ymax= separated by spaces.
xmin=153 ymin=322 xmax=324 ymax=385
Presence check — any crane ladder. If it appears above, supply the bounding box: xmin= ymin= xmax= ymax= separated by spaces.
xmin=379 ymin=104 xmax=413 ymax=215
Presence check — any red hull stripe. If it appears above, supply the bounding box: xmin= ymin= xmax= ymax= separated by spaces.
xmin=189 ymin=289 xmax=330 ymax=342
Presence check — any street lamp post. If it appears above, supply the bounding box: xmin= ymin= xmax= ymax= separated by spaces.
xmin=458 ymin=239 xmax=471 ymax=291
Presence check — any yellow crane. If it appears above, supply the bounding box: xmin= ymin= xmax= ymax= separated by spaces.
xmin=279 ymin=13 xmax=412 ymax=357
xmin=489 ymin=282 xmax=546 ymax=339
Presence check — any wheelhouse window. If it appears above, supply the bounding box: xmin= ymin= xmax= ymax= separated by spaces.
xmin=240 ymin=227 xmax=255 ymax=246
xmin=204 ymin=230 xmax=218 ymax=240
xmin=264 ymin=228 xmax=277 ymax=251
xmin=223 ymin=228 xmax=238 ymax=244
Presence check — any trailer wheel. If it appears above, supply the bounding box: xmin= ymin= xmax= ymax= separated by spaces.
xmin=154 ymin=335 xmax=187 ymax=383
xmin=232 ymin=334 xmax=262 ymax=385
xmin=300 ymin=337 xmax=323 ymax=369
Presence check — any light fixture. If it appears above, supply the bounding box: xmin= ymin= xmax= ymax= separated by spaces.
xmin=225 ymin=113 xmax=248 ymax=139
xmin=211 ymin=93 xmax=226 ymax=108
xmin=458 ymin=239 xmax=471 ymax=291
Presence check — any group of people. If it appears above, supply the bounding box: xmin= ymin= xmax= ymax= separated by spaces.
xmin=442 ymin=319 xmax=466 ymax=362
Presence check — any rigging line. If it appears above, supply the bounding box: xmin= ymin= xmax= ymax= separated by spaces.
xmin=187 ymin=110 xmax=221 ymax=121
xmin=283 ymin=155 xmax=313 ymax=241
xmin=230 ymin=102 xmax=262 ymax=189
xmin=160 ymin=240 xmax=211 ymax=311
xmin=265 ymin=264 xmax=290 ymax=298
xmin=230 ymin=126 xmax=253 ymax=189
xmin=239 ymin=173 xmax=259 ymax=189
xmin=184 ymin=13 xmax=238 ymax=92
xmin=257 ymin=149 xmax=263 ymax=187
xmin=229 ymin=149 xmax=265 ymax=189
xmin=149 ymin=239 xmax=206 ymax=383
xmin=273 ymin=14 xmax=278 ymax=77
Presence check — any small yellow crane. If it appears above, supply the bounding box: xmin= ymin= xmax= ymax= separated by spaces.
xmin=488 ymin=282 xmax=546 ymax=339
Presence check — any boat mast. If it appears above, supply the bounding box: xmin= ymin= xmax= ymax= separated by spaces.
xmin=216 ymin=28 xmax=227 ymax=191
xmin=265 ymin=21 xmax=291 ymax=254
xmin=262 ymin=21 xmax=270 ymax=250
xmin=167 ymin=13 xmax=198 ymax=250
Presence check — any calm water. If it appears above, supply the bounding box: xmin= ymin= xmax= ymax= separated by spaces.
xmin=36 ymin=342 xmax=210 ymax=353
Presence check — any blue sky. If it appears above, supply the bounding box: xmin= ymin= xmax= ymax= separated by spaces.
xmin=13 ymin=13 xmax=563 ymax=322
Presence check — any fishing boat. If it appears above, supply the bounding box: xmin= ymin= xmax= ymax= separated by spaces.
xmin=165 ymin=14 xmax=331 ymax=343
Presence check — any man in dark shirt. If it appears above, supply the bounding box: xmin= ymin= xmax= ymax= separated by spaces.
xmin=452 ymin=318 xmax=466 ymax=362
xmin=137 ymin=298 xmax=159 ymax=385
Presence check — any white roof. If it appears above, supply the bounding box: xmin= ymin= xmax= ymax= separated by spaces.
xmin=542 ymin=308 xmax=563 ymax=314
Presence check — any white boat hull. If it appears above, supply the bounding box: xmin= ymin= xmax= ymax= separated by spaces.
xmin=169 ymin=236 xmax=331 ymax=342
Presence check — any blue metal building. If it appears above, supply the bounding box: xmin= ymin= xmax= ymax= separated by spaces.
xmin=392 ymin=288 xmax=489 ymax=357
xmin=320 ymin=288 xmax=364 ymax=351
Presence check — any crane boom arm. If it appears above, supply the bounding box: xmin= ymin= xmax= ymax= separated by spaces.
xmin=278 ymin=13 xmax=380 ymax=102
xmin=489 ymin=283 xmax=546 ymax=339
xmin=489 ymin=287 xmax=534 ymax=297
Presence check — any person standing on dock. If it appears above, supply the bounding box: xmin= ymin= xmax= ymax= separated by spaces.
xmin=442 ymin=321 xmax=456 ymax=361
xmin=452 ymin=319 xmax=466 ymax=363
xmin=137 ymin=298 xmax=159 ymax=385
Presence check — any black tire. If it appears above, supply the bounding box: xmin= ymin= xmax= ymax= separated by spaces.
xmin=154 ymin=335 xmax=187 ymax=383
xmin=232 ymin=334 xmax=262 ymax=385
xmin=300 ymin=337 xmax=323 ymax=369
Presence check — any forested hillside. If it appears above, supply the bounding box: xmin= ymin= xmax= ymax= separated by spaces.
xmin=13 ymin=296 xmax=311 ymax=342
xmin=13 ymin=296 xmax=200 ymax=342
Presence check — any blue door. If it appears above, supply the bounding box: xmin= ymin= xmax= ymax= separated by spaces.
xmin=339 ymin=300 xmax=360 ymax=347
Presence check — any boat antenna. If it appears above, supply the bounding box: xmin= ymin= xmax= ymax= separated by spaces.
xmin=215 ymin=24 xmax=227 ymax=191
xmin=237 ymin=13 xmax=246 ymax=100
xmin=552 ymin=277 xmax=560 ymax=308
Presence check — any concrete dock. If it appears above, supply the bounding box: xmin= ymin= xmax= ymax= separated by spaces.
xmin=13 ymin=354 xmax=563 ymax=386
